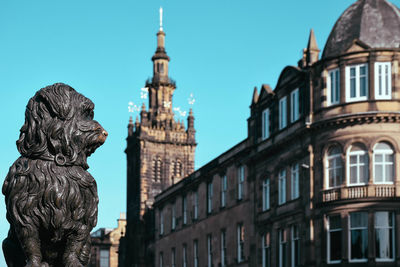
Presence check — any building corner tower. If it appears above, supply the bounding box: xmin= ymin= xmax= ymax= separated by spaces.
xmin=123 ymin=7 xmax=196 ymax=267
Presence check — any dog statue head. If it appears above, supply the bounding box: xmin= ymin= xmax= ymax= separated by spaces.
xmin=16 ymin=83 xmax=107 ymax=169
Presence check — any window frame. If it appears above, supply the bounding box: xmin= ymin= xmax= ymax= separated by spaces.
xmin=99 ymin=249 xmax=110 ymax=267
xmin=374 ymin=62 xmax=392 ymax=100
xmin=193 ymin=190 xmax=199 ymax=220
xmin=182 ymin=195 xmax=188 ymax=225
xmin=171 ymin=247 xmax=176 ymax=267
xmin=347 ymin=145 xmax=369 ymax=186
xmin=327 ymin=68 xmax=340 ymax=105
xmin=327 ymin=215 xmax=342 ymax=264
xmin=194 ymin=239 xmax=199 ymax=267
xmin=159 ymin=208 xmax=164 ymax=235
xmin=278 ymin=169 xmax=286 ymax=205
xmin=262 ymin=178 xmax=270 ymax=211
xmin=373 ymin=142 xmax=394 ymax=184
xmin=237 ymin=165 xmax=245 ymax=200
xmin=159 ymin=252 xmax=163 ymax=267
xmin=221 ymin=229 xmax=227 ymax=267
xmin=221 ymin=175 xmax=227 ymax=208
xmin=279 ymin=229 xmax=287 ymax=267
xmin=207 ymin=234 xmax=213 ymax=267
xmin=348 ymin=212 xmax=368 ymax=263
xmin=291 ymin=225 xmax=300 ymax=267
xmin=262 ymin=108 xmax=270 ymax=140
xmin=325 ymin=147 xmax=343 ymax=189
xmin=207 ymin=181 xmax=213 ymax=214
xmin=262 ymin=232 xmax=270 ymax=267
xmin=375 ymin=211 xmax=395 ymax=262
xmin=290 ymin=88 xmax=300 ymax=123
xmin=345 ymin=63 xmax=368 ymax=102
xmin=291 ymin=163 xmax=299 ymax=200
xmin=171 ymin=202 xmax=176 ymax=230
xmin=237 ymin=223 xmax=245 ymax=263
xmin=279 ymin=96 xmax=287 ymax=130
xmin=182 ymin=244 xmax=188 ymax=267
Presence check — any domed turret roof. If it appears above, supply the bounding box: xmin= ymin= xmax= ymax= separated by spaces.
xmin=322 ymin=0 xmax=400 ymax=59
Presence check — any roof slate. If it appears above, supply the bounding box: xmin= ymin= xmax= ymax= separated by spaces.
xmin=322 ymin=0 xmax=400 ymax=59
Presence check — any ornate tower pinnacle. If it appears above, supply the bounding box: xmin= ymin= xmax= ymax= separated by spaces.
xmin=159 ymin=7 xmax=163 ymax=31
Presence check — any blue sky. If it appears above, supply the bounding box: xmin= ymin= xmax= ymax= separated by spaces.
xmin=1 ymin=0 xmax=397 ymax=265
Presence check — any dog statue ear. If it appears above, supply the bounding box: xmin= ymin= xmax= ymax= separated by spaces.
xmin=38 ymin=83 xmax=74 ymax=120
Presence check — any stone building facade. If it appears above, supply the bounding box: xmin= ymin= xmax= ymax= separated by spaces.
xmin=152 ymin=0 xmax=400 ymax=266
xmin=122 ymin=9 xmax=197 ymax=266
xmin=90 ymin=213 xmax=126 ymax=267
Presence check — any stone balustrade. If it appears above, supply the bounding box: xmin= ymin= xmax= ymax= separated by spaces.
xmin=321 ymin=184 xmax=398 ymax=202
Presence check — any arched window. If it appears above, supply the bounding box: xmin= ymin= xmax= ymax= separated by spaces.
xmin=153 ymin=158 xmax=162 ymax=181
xmin=326 ymin=146 xmax=343 ymax=188
xmin=373 ymin=142 xmax=394 ymax=183
xmin=347 ymin=144 xmax=368 ymax=185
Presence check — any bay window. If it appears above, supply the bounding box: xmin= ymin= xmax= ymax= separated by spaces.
xmin=346 ymin=64 xmax=368 ymax=102
xmin=375 ymin=212 xmax=395 ymax=261
xmin=326 ymin=146 xmax=343 ymax=188
xmin=375 ymin=62 xmax=391 ymax=99
xmin=349 ymin=212 xmax=368 ymax=262
xmin=347 ymin=144 xmax=368 ymax=185
xmin=327 ymin=68 xmax=340 ymax=105
xmin=373 ymin=142 xmax=394 ymax=184
xmin=327 ymin=215 xmax=342 ymax=263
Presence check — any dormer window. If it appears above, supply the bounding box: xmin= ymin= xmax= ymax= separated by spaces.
xmin=345 ymin=64 xmax=368 ymax=102
xmin=327 ymin=68 xmax=340 ymax=105
xmin=279 ymin=96 xmax=287 ymax=130
xmin=375 ymin=62 xmax=391 ymax=99
xmin=262 ymin=108 xmax=270 ymax=140
xmin=290 ymin=88 xmax=300 ymax=122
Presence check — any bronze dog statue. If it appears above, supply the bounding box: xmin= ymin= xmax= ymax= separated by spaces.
xmin=2 ymin=83 xmax=107 ymax=267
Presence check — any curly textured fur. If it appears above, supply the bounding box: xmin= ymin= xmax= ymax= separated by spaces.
xmin=2 ymin=83 xmax=107 ymax=267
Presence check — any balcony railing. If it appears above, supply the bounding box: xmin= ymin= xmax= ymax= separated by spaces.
xmin=321 ymin=184 xmax=397 ymax=202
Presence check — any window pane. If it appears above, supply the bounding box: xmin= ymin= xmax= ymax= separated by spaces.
xmin=385 ymin=65 xmax=389 ymax=95
xmin=375 ymin=212 xmax=394 ymax=260
xmin=351 ymin=213 xmax=368 ymax=227
xmin=375 ymin=165 xmax=383 ymax=183
xmin=330 ymin=231 xmax=342 ymax=261
xmin=376 ymin=142 xmax=391 ymax=150
xmin=379 ymin=65 xmax=383 ymax=95
xmin=386 ymin=164 xmax=393 ymax=182
xmin=350 ymin=213 xmax=368 ymax=260
xmin=350 ymin=155 xmax=357 ymax=164
xmin=385 ymin=154 xmax=393 ymax=162
xmin=335 ymin=70 xmax=340 ymax=102
xmin=375 ymin=154 xmax=383 ymax=162
xmin=351 ymin=229 xmax=368 ymax=260
xmin=360 ymin=163 xmax=368 ymax=184
xmin=350 ymin=68 xmax=356 ymax=98
xmin=350 ymin=166 xmax=357 ymax=184
xmin=330 ymin=215 xmax=341 ymax=230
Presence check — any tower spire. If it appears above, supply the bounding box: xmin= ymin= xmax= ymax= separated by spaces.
xmin=159 ymin=7 xmax=163 ymax=31
xmin=299 ymin=29 xmax=320 ymax=68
